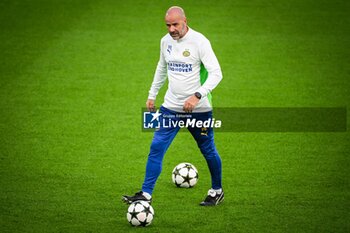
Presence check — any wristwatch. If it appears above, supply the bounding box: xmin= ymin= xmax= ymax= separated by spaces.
xmin=194 ymin=92 xmax=202 ymax=100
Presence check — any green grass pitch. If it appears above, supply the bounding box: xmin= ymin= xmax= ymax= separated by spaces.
xmin=1 ymin=0 xmax=349 ymax=232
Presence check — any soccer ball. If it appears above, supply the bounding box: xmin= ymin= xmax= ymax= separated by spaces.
xmin=172 ymin=162 xmax=199 ymax=188
xmin=126 ymin=201 xmax=154 ymax=227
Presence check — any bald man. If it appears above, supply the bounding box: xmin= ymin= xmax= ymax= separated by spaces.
xmin=123 ymin=6 xmax=224 ymax=206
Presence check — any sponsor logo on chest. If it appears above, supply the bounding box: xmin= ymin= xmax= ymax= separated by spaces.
xmin=166 ymin=45 xmax=193 ymax=73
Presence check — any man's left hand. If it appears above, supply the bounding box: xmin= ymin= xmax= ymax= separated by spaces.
xmin=183 ymin=95 xmax=200 ymax=113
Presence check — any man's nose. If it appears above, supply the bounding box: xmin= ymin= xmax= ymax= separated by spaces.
xmin=169 ymin=25 xmax=176 ymax=32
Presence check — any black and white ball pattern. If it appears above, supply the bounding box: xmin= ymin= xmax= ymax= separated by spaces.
xmin=126 ymin=201 xmax=154 ymax=227
xmin=172 ymin=162 xmax=199 ymax=188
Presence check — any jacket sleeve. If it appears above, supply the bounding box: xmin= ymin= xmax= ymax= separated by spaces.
xmin=148 ymin=40 xmax=167 ymax=100
xmin=197 ymin=38 xmax=223 ymax=97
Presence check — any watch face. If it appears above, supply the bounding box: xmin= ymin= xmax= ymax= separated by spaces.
xmin=195 ymin=92 xmax=201 ymax=99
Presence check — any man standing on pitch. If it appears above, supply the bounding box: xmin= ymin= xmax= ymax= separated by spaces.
xmin=123 ymin=6 xmax=224 ymax=206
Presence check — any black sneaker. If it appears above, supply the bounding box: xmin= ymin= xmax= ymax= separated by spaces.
xmin=200 ymin=189 xmax=224 ymax=206
xmin=122 ymin=191 xmax=152 ymax=204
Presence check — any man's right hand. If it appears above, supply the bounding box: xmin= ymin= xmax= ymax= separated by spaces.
xmin=146 ymin=99 xmax=156 ymax=111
